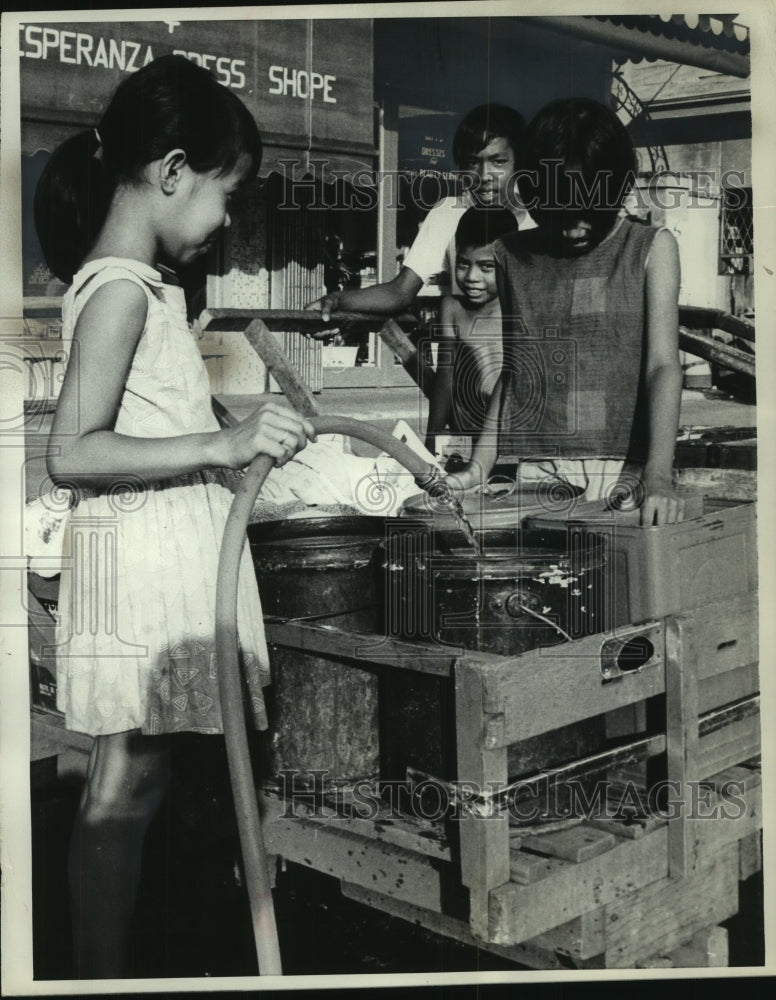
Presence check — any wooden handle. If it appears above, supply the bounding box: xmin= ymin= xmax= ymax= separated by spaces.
xmin=244 ymin=318 xmax=320 ymax=418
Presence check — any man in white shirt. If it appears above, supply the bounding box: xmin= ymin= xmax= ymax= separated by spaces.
xmin=309 ymin=104 xmax=532 ymax=319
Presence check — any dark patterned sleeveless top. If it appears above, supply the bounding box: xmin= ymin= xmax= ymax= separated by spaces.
xmin=493 ymin=217 xmax=662 ymax=460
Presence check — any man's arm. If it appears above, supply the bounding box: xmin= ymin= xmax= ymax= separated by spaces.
xmin=307 ymin=198 xmax=458 ymax=323
xmin=310 ymin=267 xmax=423 ymax=322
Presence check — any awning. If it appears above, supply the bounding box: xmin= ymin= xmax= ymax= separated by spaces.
xmin=18 ymin=17 xmax=376 ymax=182
xmin=258 ymin=136 xmax=375 ymax=183
xmin=525 ymin=14 xmax=750 ymax=78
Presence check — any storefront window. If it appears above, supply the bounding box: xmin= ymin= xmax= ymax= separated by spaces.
xmin=719 ymin=186 xmax=753 ymax=275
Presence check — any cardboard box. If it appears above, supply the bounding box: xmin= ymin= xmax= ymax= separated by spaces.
xmin=526 ymin=497 xmax=757 ymax=627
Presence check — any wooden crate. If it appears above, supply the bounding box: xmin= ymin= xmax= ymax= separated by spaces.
xmin=261 ymin=584 xmax=761 ymax=968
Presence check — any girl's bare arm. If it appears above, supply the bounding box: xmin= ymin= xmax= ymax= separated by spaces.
xmin=445 ymin=372 xmax=502 ymax=491
xmin=48 ymin=281 xmax=314 ymax=488
xmin=641 ymin=228 xmax=685 ymax=525
xmin=424 ymin=296 xmax=459 ymax=450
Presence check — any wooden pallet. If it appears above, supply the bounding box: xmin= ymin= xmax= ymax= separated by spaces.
xmin=261 ymin=585 xmax=760 ymax=968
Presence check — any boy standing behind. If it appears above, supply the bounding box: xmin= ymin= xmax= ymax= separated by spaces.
xmin=311 ymin=104 xmax=530 ymax=318
xmin=425 ymin=207 xmax=518 ymax=455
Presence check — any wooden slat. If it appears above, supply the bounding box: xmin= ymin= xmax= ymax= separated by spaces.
xmin=210 ymin=395 xmax=240 ymax=429
xmin=339 ymin=881 xmax=605 ymax=970
xmin=664 ymin=614 xmax=699 ymax=878
xmin=262 ymin=813 xmax=448 ymax=914
xmin=705 ymin=762 xmax=761 ymax=794
xmin=680 ymin=592 xmax=758 ymax=682
xmin=520 ymin=824 xmax=616 ymax=863
xmin=243 ymin=318 xmax=319 ymax=417
xmin=264 ymin=620 xmax=486 ymax=677
xmin=530 ymin=908 xmax=606 ymax=962
xmin=480 ymin=622 xmax=665 ymax=747
xmin=454 ymin=658 xmax=510 ymax=938
xmin=699 ymin=663 xmax=759 ymax=714
xmin=260 ymin=789 xmax=451 ymax=862
xmin=679 ymin=304 xmax=755 ymax=342
xmin=200 ymin=307 xmax=417 ymax=335
xmin=488 ymin=781 xmax=761 ymax=945
xmin=678 ymin=327 xmax=755 ymax=377
xmin=642 ymin=925 xmax=729 ymax=969
xmin=586 ymin=815 xmax=660 ymax=840
xmin=696 ymin=714 xmax=761 ymax=779
xmin=379 ymin=317 xmax=436 ymax=397
xmin=343 ymin=853 xmax=736 ymax=969
xmin=493 ymin=833 xmax=667 ymax=945
xmin=31 ymin=712 xmax=93 ymax=757
xmin=604 ymin=843 xmax=739 ymax=968
xmin=509 ymin=851 xmax=565 ymax=885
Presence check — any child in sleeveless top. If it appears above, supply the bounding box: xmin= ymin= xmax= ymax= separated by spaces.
xmin=424 ymin=206 xmax=518 ymax=455
xmin=451 ymin=98 xmax=685 ymax=526
xmin=35 ymin=55 xmax=315 ymax=978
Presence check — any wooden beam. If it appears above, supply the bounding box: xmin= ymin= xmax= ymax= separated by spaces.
xmin=243 ymin=317 xmax=319 ymax=417
xmin=644 ymin=925 xmax=729 ymax=969
xmin=378 ymin=318 xmax=436 ymax=397
xmin=340 ymin=881 xmax=606 ymax=970
xmin=488 ymin=779 xmax=761 ymax=945
xmin=682 ymin=592 xmax=758 ymax=683
xmin=262 ymin=813 xmax=449 ymax=914
xmin=696 ymin=714 xmax=761 ymax=779
xmin=664 ymin=614 xmax=699 ymax=878
xmin=679 ymin=327 xmax=755 ymax=378
xmin=606 ymin=844 xmax=739 ymax=968
xmin=479 ymin=622 xmax=666 ymax=748
xmin=679 ymin=305 xmax=755 ymax=343
xmin=260 ymin=789 xmax=452 ymax=863
xmin=454 ymin=658 xmax=510 ymax=939
xmin=699 ymin=663 xmax=759 ymax=715
xmin=264 ymin=620 xmax=503 ymax=677
xmin=201 ymin=307 xmax=434 ymax=395
xmin=200 ymin=307 xmax=417 ymax=335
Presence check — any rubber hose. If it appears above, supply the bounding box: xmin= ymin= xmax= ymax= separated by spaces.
xmin=215 ymin=416 xmax=441 ymax=976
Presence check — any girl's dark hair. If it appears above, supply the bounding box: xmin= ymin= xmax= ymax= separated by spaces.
xmin=455 ymin=206 xmax=518 ymax=250
xmin=453 ymin=103 xmax=525 ymax=166
xmin=517 ymin=98 xmax=637 ymax=242
xmin=34 ymin=55 xmax=262 ymax=283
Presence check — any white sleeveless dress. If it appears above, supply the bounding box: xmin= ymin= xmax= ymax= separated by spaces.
xmin=55 ymin=258 xmax=270 ymax=736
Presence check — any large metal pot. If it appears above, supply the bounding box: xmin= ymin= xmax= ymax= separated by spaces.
xmin=381 ymin=507 xmax=610 ymax=785
xmin=249 ymin=515 xmax=386 ymax=789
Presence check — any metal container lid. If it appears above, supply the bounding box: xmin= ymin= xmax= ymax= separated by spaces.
xmin=399 ymin=480 xmax=585 ymax=531
xmin=248 ymin=514 xmax=386 ymax=569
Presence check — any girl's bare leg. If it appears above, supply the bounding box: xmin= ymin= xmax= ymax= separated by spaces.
xmin=68 ymin=729 xmax=171 ymax=979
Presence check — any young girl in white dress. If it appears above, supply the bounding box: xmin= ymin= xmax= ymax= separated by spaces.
xmin=35 ymin=54 xmax=314 ymax=978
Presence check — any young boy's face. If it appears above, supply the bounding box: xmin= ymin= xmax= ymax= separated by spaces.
xmin=455 ymin=243 xmax=499 ymax=306
xmin=458 ymin=136 xmax=516 ymax=207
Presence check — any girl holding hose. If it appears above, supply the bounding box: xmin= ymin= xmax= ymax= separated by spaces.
xmin=34 ymin=55 xmax=314 ymax=978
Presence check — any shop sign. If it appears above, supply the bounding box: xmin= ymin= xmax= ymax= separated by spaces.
xmin=18 ymin=19 xmax=372 ymax=149
xmin=398 ymin=112 xmax=459 ymax=179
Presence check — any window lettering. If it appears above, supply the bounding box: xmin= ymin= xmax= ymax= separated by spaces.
xmin=18 ymin=26 xmax=245 ymax=89
xmin=268 ymin=64 xmax=337 ymax=103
